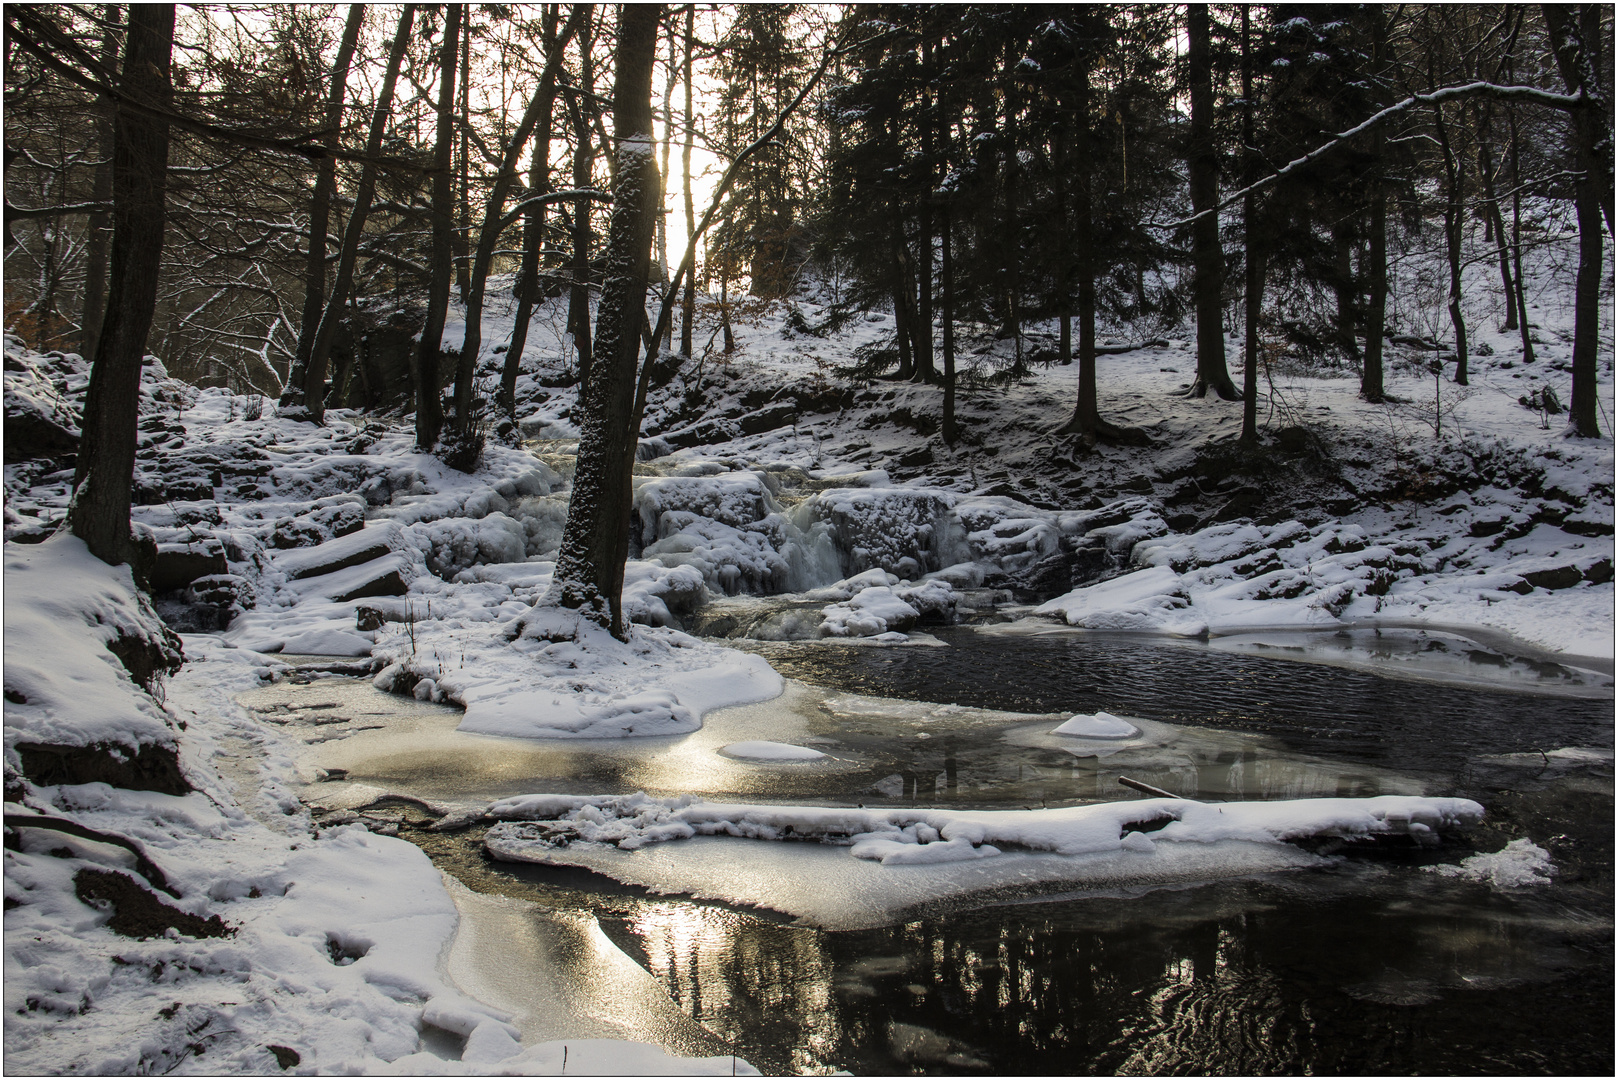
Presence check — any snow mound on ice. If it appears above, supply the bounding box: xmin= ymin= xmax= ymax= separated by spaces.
xmin=719 ymin=741 xmax=827 ymax=762
xmin=1424 ymin=838 xmax=1555 ymax=888
xmin=483 ymin=792 xmax=1484 ymax=928
xmin=1052 ymin=711 xmax=1141 ymax=739
xmin=375 ymin=607 xmax=783 ymax=739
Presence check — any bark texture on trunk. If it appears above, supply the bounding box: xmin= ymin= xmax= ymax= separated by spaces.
xmin=71 ymin=4 xmax=174 ymax=568
xmin=679 ymin=4 xmax=696 ymax=358
xmin=1363 ymin=181 xmax=1388 ymax=402
xmin=548 ymin=3 xmax=664 ymax=638
xmin=941 ymin=204 xmax=956 ymax=445
xmin=1239 ymin=7 xmax=1260 ymax=445
xmin=1186 ymin=4 xmax=1237 ymax=400
xmin=1434 ymin=103 xmax=1469 ymax=386
xmin=294 ymin=4 xmax=413 ymax=425
xmin=1544 ymin=4 xmax=1609 ymax=436
xmin=282 ymin=3 xmax=363 ymax=411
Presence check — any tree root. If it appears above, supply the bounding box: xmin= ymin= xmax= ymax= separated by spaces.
xmin=5 ymin=813 xmax=181 ymax=897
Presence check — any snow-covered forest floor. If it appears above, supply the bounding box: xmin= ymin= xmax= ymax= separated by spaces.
xmin=3 ymin=200 xmax=1612 ymax=1073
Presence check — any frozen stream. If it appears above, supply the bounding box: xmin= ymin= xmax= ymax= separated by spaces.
xmin=240 ymin=631 xmax=1614 ymax=1075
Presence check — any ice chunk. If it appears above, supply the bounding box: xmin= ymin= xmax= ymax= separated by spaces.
xmin=719 ymin=741 xmax=827 ymax=762
xmin=1424 ymin=838 xmax=1555 ymax=888
xmin=1052 ymin=711 xmax=1141 ymax=740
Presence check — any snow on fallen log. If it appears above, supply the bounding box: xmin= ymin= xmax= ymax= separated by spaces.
xmin=1094 ymin=338 xmax=1171 ymax=354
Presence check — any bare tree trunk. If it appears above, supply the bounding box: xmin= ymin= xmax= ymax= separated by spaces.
xmin=1186 ymin=3 xmax=1238 ymax=400
xmin=1476 ymin=107 xmax=1519 ymax=330
xmin=890 ymin=241 xmax=915 ymax=380
xmin=1544 ymin=3 xmax=1609 ymax=436
xmin=454 ymin=7 xmax=584 ymax=432
xmin=503 ymin=5 xmax=562 ymax=417
xmin=912 ymin=36 xmax=935 ymax=385
xmin=1057 ymin=56 xmax=1135 ymax=445
xmin=941 ymin=203 xmax=956 ymax=444
xmin=1363 ymin=173 xmax=1388 ymax=402
xmin=567 ymin=11 xmax=598 ymax=384
xmin=1433 ymin=102 xmax=1469 ymax=386
xmin=414 ymin=2 xmax=460 ymax=449
xmin=79 ymin=3 xmax=121 ymax=363
xmin=719 ymin=266 xmax=734 ymax=353
xmin=454 ymin=21 xmax=472 ymax=304
xmin=296 ymin=4 xmax=414 ymax=425
xmin=656 ymin=15 xmax=676 ymax=294
xmin=548 ymin=3 xmax=664 ymax=638
xmin=70 ymin=4 xmax=174 ymax=568
xmin=1240 ymin=6 xmax=1261 ymax=445
xmin=280 ymin=3 xmax=363 ymax=411
xmin=1331 ymin=219 xmax=1360 ymax=366
xmin=1508 ymin=106 xmax=1536 ymax=364
xmin=679 ymin=3 xmax=695 ymax=357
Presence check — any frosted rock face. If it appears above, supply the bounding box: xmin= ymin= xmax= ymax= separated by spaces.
xmin=3 ymin=342 xmax=84 ymax=460
xmin=410 ymin=513 xmax=529 ymax=579
xmin=634 ymin=473 xmax=774 ymax=548
xmin=799 ymin=488 xmax=957 ymax=579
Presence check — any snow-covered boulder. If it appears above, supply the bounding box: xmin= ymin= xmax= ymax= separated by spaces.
xmin=3 ymin=535 xmax=187 ymax=793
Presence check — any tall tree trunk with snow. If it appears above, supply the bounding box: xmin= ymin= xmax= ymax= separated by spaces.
xmin=70 ymin=4 xmax=174 ymax=568
xmin=566 ymin=13 xmax=598 ymax=384
xmin=414 ymin=3 xmax=461 ymax=449
xmin=1361 ymin=5 xmax=1390 ymax=403
xmin=547 ymin=3 xmax=663 ymax=638
xmin=1544 ymin=4 xmax=1610 ymax=437
xmin=679 ymin=3 xmax=696 ymax=358
xmin=296 ymin=4 xmax=413 ymax=425
xmin=453 ymin=7 xmax=584 ymax=434
xmin=1476 ymin=107 xmax=1519 ymax=331
xmin=454 ymin=23 xmax=472 ymax=304
xmin=941 ymin=203 xmax=956 ymax=444
xmin=1185 ymin=3 xmax=1238 ymax=400
xmin=1507 ymin=105 xmax=1536 ymax=364
xmin=912 ymin=37 xmax=935 ymax=385
xmin=1433 ymin=102 xmax=1469 ymax=386
xmin=503 ymin=5 xmax=562 ymax=416
xmin=1363 ymin=177 xmax=1388 ymax=402
xmin=280 ymin=3 xmax=362 ymax=412
xmin=78 ymin=3 xmax=121 ymax=364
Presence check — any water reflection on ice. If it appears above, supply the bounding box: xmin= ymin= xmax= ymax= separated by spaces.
xmin=1206 ymin=625 xmax=1614 ymax=695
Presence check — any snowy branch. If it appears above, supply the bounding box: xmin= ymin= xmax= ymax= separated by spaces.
xmin=1155 ymin=82 xmax=1586 ymax=230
